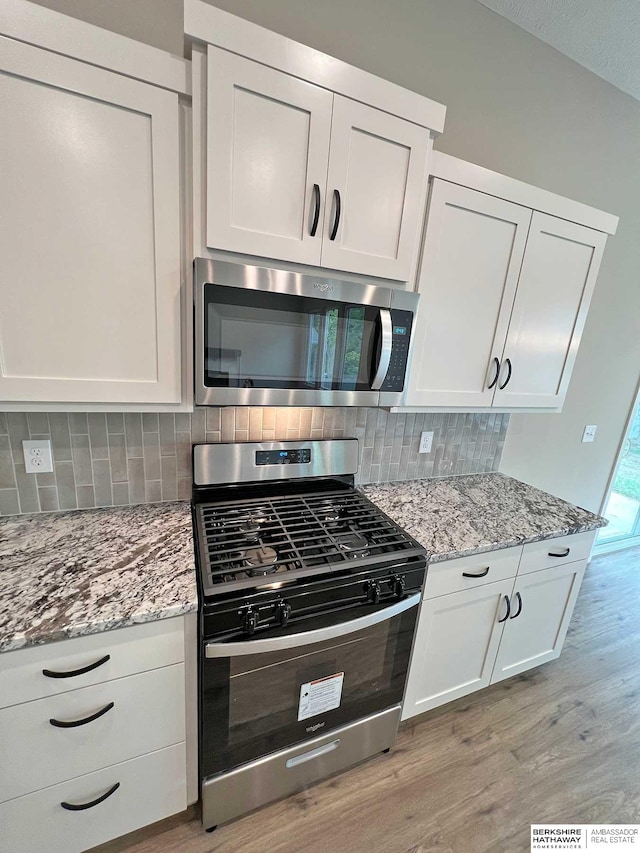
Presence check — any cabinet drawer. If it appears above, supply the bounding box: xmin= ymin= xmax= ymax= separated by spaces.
xmin=425 ymin=547 xmax=521 ymax=599
xmin=0 ymin=663 xmax=185 ymax=802
xmin=518 ymin=531 xmax=596 ymax=575
xmin=0 ymin=617 xmax=185 ymax=709
xmin=0 ymin=743 xmax=186 ymax=853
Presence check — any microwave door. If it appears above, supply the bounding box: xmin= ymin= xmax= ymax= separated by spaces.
xmin=306 ymin=308 xmax=339 ymax=390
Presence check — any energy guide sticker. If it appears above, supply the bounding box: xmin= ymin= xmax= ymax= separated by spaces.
xmin=298 ymin=672 xmax=344 ymax=721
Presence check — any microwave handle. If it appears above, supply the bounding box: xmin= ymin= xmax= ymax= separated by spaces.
xmin=371 ymin=309 xmax=392 ymax=391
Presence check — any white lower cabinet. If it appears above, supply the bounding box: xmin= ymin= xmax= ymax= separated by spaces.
xmin=0 ymin=744 xmax=186 ymax=853
xmin=490 ymin=560 xmax=587 ymax=683
xmin=0 ymin=618 xmax=188 ymax=853
xmin=402 ymin=535 xmax=592 ymax=720
xmin=401 ymin=578 xmax=514 ymax=719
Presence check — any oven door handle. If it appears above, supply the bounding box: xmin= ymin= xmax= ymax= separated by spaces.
xmin=205 ymin=593 xmax=421 ymax=658
xmin=371 ymin=308 xmax=393 ymax=391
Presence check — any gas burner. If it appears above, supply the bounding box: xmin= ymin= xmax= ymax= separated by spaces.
xmin=334 ymin=531 xmax=370 ymax=559
xmin=243 ymin=545 xmax=279 ymax=576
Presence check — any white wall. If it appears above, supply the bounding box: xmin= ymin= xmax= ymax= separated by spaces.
xmin=30 ymin=0 xmax=640 ymax=512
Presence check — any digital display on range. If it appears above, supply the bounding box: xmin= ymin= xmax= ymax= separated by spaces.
xmin=256 ymin=449 xmax=312 ymax=466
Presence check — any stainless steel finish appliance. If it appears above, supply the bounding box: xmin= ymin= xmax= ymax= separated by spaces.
xmin=194 ymin=258 xmax=419 ymax=407
xmin=192 ymin=439 xmax=427 ymax=829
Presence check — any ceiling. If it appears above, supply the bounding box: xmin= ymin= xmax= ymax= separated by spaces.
xmin=477 ymin=0 xmax=640 ymax=102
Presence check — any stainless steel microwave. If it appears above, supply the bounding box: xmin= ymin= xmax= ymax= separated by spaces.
xmin=194 ymin=259 xmax=419 ymax=407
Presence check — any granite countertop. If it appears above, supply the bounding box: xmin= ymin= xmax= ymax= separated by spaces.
xmin=0 ymin=502 xmax=197 ymax=653
xmin=361 ymin=472 xmax=607 ymax=562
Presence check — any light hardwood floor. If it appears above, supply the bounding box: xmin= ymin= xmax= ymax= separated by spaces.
xmin=94 ymin=545 xmax=640 ymax=853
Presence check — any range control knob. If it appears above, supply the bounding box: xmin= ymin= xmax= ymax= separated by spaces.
xmin=243 ymin=609 xmax=259 ymax=636
xmin=276 ymin=601 xmax=291 ymax=627
xmin=366 ymin=580 xmax=381 ymax=605
xmin=390 ymin=575 xmax=406 ymax=599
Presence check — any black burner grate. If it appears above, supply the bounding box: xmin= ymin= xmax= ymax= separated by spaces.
xmin=196 ymin=489 xmax=422 ymax=589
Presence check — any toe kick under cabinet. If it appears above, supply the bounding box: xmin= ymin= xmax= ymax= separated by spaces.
xmin=401 ymin=531 xmax=596 ymax=720
xmin=0 ymin=618 xmax=188 ymax=853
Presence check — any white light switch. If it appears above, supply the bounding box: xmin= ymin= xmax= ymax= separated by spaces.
xmin=582 ymin=425 xmax=597 ymax=443
xmin=419 ymin=431 xmax=434 ymax=454
xmin=22 ymin=439 xmax=53 ymax=473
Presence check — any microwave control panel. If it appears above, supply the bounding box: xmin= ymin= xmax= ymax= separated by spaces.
xmin=380 ymin=309 xmax=414 ymax=392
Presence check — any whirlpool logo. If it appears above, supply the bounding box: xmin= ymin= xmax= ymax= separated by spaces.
xmin=313 ymin=282 xmax=333 ymax=293
xmin=305 ymin=721 xmax=325 ymax=733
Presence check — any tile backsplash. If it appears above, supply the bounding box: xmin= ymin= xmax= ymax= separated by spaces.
xmin=0 ymin=408 xmax=509 ymax=516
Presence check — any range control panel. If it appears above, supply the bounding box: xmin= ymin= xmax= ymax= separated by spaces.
xmin=256 ymin=448 xmax=312 ymax=466
xmin=380 ymin=309 xmax=414 ymax=392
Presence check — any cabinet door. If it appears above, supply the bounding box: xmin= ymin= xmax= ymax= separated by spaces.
xmin=402 ymin=579 xmax=514 ymax=720
xmin=0 ymin=39 xmax=181 ymax=405
xmin=493 ymin=213 xmax=607 ymax=408
xmin=490 ymin=560 xmax=587 ymax=684
xmin=405 ymin=181 xmax=532 ymax=407
xmin=206 ymin=46 xmax=333 ymax=265
xmin=320 ymin=96 xmax=431 ymax=281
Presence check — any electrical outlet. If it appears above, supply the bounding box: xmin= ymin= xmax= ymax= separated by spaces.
xmin=582 ymin=425 xmax=597 ymax=444
xmin=419 ymin=431 xmax=434 ymax=454
xmin=22 ymin=439 xmax=53 ymax=474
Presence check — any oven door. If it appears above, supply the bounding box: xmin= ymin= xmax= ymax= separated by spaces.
xmin=200 ymin=593 xmax=420 ymax=779
xmin=194 ymin=259 xmax=396 ymax=407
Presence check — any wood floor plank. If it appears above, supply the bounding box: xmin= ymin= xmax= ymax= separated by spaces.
xmin=91 ymin=545 xmax=640 ymax=853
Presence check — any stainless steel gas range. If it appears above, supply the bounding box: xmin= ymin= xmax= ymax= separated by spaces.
xmin=191 ymin=439 xmax=427 ymax=830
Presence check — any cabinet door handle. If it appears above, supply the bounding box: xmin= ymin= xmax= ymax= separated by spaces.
xmin=498 ymin=357 xmax=512 ymax=390
xmin=462 ymin=566 xmax=490 ymax=578
xmin=61 ymin=782 xmax=120 ymax=812
xmin=487 ymin=358 xmax=500 ymax=390
xmin=497 ymin=595 xmax=511 ymax=623
xmin=50 ymin=701 xmax=114 ymax=729
xmin=329 ymin=189 xmax=341 ymax=241
xmin=510 ymin=592 xmax=523 ymax=619
xmin=309 ymin=183 xmax=321 ymax=237
xmin=43 ymin=654 xmax=110 ymax=679
xmin=548 ymin=547 xmax=570 ymax=558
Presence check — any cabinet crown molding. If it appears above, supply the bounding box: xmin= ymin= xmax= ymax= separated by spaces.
xmin=184 ymin=0 xmax=446 ymax=132
xmin=430 ymin=151 xmax=619 ymax=235
xmin=0 ymin=0 xmax=191 ymax=95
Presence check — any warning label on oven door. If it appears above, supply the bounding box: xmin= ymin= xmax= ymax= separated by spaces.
xmin=298 ymin=672 xmax=344 ymax=721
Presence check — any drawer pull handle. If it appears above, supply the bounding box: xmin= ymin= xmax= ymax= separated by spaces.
xmin=462 ymin=566 xmax=490 ymax=578
xmin=43 ymin=654 xmax=110 ymax=679
xmin=497 ymin=595 xmax=511 ymax=623
xmin=61 ymin=782 xmax=120 ymax=811
xmin=510 ymin=592 xmax=523 ymax=619
xmin=50 ymin=701 xmax=114 ymax=729
xmin=548 ymin=547 xmax=570 ymax=558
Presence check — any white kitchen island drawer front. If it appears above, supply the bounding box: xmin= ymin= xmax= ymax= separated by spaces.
xmin=425 ymin=547 xmax=522 ymax=599
xmin=518 ymin=531 xmax=596 ymax=575
xmin=0 ymin=743 xmax=186 ymax=853
xmin=0 ymin=618 xmax=185 ymax=709
xmin=0 ymin=663 xmax=185 ymax=803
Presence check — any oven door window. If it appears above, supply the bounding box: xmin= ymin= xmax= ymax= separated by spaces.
xmin=200 ymin=604 xmax=416 ymax=777
xmin=204 ymin=285 xmax=380 ymax=391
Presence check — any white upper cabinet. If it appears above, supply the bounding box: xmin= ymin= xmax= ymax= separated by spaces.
xmin=188 ymin=2 xmax=445 ymax=282
xmin=401 ymin=153 xmax=618 ymax=412
xmin=0 ymin=26 xmax=185 ymax=408
xmin=204 ymin=49 xmax=431 ymax=280
xmin=493 ymin=213 xmax=607 ymax=408
xmin=206 ymin=46 xmax=333 ymax=266
xmin=407 ymin=181 xmax=531 ymax=408
xmin=320 ymin=97 xmax=431 ymax=280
